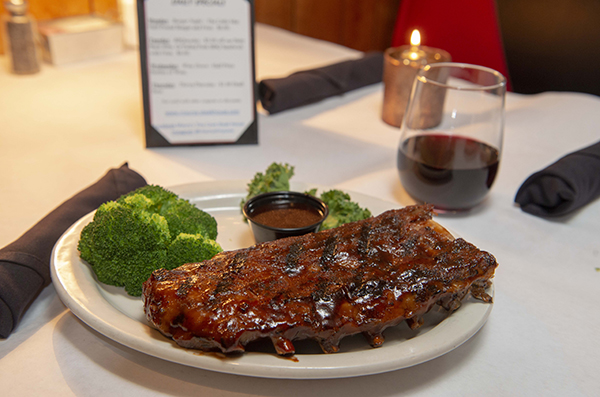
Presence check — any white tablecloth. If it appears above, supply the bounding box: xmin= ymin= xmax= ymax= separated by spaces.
xmin=1 ymin=24 xmax=599 ymax=396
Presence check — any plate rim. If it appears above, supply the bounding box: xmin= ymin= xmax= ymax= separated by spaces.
xmin=50 ymin=179 xmax=494 ymax=379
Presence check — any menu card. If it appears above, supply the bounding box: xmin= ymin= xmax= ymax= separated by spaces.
xmin=137 ymin=0 xmax=257 ymax=147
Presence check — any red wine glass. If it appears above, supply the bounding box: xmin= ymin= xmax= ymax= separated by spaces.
xmin=397 ymin=63 xmax=506 ymax=212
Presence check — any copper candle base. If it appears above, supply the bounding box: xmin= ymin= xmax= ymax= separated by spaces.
xmin=382 ymin=45 xmax=451 ymax=128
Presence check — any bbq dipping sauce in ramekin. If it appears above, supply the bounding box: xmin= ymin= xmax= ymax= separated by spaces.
xmin=243 ymin=191 xmax=329 ymax=244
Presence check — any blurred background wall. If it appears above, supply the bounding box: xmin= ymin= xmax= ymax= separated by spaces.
xmin=0 ymin=0 xmax=399 ymax=55
xmin=253 ymin=0 xmax=600 ymax=97
xmin=497 ymin=0 xmax=600 ymax=96
xmin=253 ymin=0 xmax=400 ymax=52
xmin=2 ymin=0 xmax=599 ymax=97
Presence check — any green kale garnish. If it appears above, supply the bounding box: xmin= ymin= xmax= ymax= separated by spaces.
xmin=241 ymin=162 xmax=295 ymax=209
xmin=316 ymin=189 xmax=372 ymax=230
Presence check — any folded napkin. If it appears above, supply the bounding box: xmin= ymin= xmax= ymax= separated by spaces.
xmin=515 ymin=140 xmax=600 ymax=217
xmin=0 ymin=163 xmax=146 ymax=338
xmin=258 ymin=51 xmax=384 ymax=114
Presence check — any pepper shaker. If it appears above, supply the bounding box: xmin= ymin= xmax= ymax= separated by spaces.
xmin=2 ymin=0 xmax=40 ymax=74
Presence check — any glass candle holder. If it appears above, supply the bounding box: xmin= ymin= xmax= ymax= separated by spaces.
xmin=382 ymin=45 xmax=451 ymax=128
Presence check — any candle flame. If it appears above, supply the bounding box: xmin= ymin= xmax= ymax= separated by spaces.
xmin=410 ymin=29 xmax=421 ymax=46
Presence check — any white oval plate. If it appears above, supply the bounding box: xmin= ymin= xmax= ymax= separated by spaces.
xmin=50 ymin=180 xmax=494 ymax=379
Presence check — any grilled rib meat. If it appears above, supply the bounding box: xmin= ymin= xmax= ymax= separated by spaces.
xmin=143 ymin=204 xmax=497 ymax=356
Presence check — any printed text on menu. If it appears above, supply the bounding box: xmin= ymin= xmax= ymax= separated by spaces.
xmin=145 ymin=0 xmax=253 ymax=144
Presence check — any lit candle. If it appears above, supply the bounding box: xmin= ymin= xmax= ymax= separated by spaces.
xmin=382 ymin=29 xmax=451 ymax=127
xmin=402 ymin=30 xmax=427 ymax=65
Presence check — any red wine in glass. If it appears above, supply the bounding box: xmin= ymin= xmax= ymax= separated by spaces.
xmin=398 ymin=134 xmax=500 ymax=211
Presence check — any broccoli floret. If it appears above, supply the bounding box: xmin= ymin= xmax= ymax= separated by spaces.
xmin=318 ymin=189 xmax=372 ymax=230
xmin=78 ymin=201 xmax=171 ymax=295
xmin=241 ymin=162 xmax=295 ymax=209
xmin=160 ymin=198 xmax=218 ymax=240
xmin=78 ymin=185 xmax=221 ymax=296
xmin=119 ymin=193 xmax=154 ymax=212
xmin=118 ymin=185 xmax=217 ymax=239
xmin=118 ymin=185 xmax=178 ymax=212
xmin=167 ymin=233 xmax=222 ymax=267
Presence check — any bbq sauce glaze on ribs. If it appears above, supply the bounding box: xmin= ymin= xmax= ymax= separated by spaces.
xmin=142 ymin=205 xmax=497 ymax=356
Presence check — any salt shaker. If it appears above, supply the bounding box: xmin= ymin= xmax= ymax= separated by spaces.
xmin=2 ymin=0 xmax=40 ymax=74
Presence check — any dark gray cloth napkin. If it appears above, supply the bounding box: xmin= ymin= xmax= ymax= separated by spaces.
xmin=0 ymin=163 xmax=146 ymax=338
xmin=258 ymin=52 xmax=384 ymax=114
xmin=515 ymin=140 xmax=600 ymax=217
